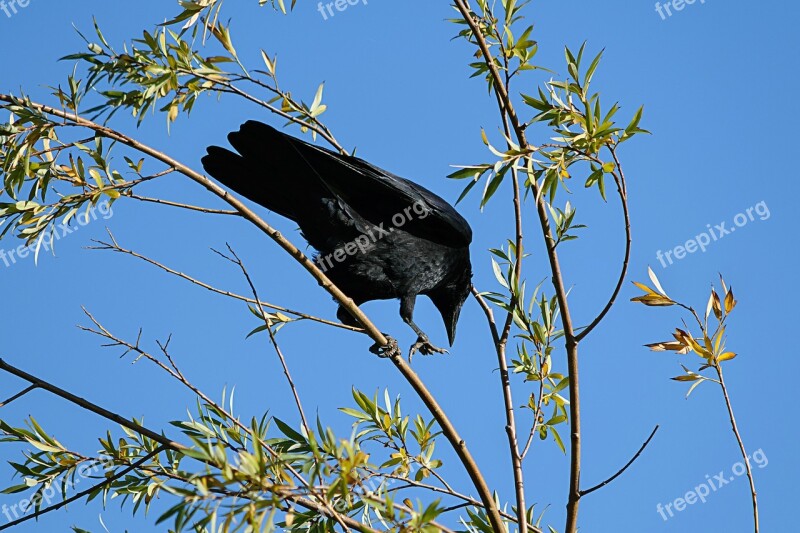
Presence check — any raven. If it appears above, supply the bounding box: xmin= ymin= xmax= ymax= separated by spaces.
xmin=201 ymin=121 xmax=472 ymax=357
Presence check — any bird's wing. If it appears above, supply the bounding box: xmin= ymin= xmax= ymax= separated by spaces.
xmin=323 ymin=154 xmax=473 ymax=247
xmin=226 ymin=121 xmax=473 ymax=248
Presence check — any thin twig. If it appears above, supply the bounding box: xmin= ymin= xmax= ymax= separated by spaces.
xmin=0 ymin=385 xmax=37 ymax=408
xmin=575 ymin=146 xmax=631 ymax=343
xmin=124 ymin=193 xmax=241 ymax=215
xmin=496 ymin=100 xmax=529 ymax=533
xmin=519 ymin=419 xmax=538 ymax=459
xmin=218 ymin=244 xmax=310 ymax=434
xmin=715 ymin=364 xmax=759 ymax=533
xmin=473 ymin=284 xmax=529 ymax=526
xmin=359 ymin=494 xmax=457 ymax=533
xmin=471 ymin=287 xmax=502 ymax=343
xmin=77 ymin=311 xmax=354 ymax=533
xmin=461 ymin=9 xmax=529 ymax=530
xmin=580 ymin=425 xmax=659 ymax=496
xmin=199 ymin=78 xmax=345 ymax=154
xmin=88 ymin=232 xmax=361 ymax=332
xmin=678 ymin=303 xmax=706 ymax=333
xmin=127 ymin=166 xmax=178 ymax=184
xmin=519 ymin=372 xmax=547 ymax=460
xmin=0 ymin=358 xmax=185 ymax=450
xmin=29 ymin=136 xmax=95 ymax=158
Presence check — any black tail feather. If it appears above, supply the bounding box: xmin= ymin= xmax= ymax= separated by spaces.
xmin=200 ymin=124 xmax=328 ymax=222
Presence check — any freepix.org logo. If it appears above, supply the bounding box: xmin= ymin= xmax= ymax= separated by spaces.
xmin=655 ymin=201 xmax=770 ymax=269
xmin=317 ymin=0 xmax=368 ymax=21
xmin=315 ymin=199 xmax=430 ymax=273
xmin=0 ymin=0 xmax=32 ymax=19
xmin=655 ymin=0 xmax=706 ymax=21
xmin=656 ymin=449 xmax=768 ymax=521
xmin=0 ymin=201 xmax=114 ymax=269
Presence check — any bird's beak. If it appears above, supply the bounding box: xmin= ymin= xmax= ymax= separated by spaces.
xmin=445 ymin=305 xmax=462 ymax=346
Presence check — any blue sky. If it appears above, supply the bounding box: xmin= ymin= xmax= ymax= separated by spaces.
xmin=1 ymin=0 xmax=798 ymax=531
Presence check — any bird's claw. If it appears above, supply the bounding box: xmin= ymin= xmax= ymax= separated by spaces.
xmin=370 ymin=336 xmax=401 ymax=359
xmin=408 ymin=336 xmax=448 ymax=362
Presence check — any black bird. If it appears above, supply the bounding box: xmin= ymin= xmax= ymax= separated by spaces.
xmin=201 ymin=121 xmax=472 ymax=357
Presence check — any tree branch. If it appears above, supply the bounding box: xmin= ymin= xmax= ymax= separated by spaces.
xmin=124 ymin=192 xmax=241 ymax=216
xmin=88 ymin=232 xmax=361 ymax=333
xmin=0 ymin=385 xmax=37 ymax=408
xmin=76 ymin=309 xmax=358 ymax=531
xmin=575 ymin=146 xmax=631 ymax=343
xmin=715 ymin=364 xmax=759 ymax=533
xmin=218 ymin=244 xmax=311 ymax=434
xmin=0 ymin=358 xmax=186 ymax=450
xmin=384 ymin=473 xmax=543 ymax=533
xmin=580 ymin=425 xmax=659 ymax=497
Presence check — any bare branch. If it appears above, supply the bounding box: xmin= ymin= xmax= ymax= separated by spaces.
xmin=471 ymin=287 xmax=501 ymax=346
xmin=124 ymin=192 xmax=241 ymax=216
xmin=0 ymin=358 xmax=185 ymax=450
xmin=715 ymin=364 xmax=759 ymax=532
xmin=217 ymin=244 xmax=310 ymax=435
xmin=575 ymin=146 xmax=631 ymax=343
xmin=88 ymin=231 xmax=361 ymax=333
xmin=0 ymin=385 xmax=37 ymax=408
xmin=580 ymin=425 xmax=659 ymax=497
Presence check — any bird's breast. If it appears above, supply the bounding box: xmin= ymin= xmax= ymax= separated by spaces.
xmin=317 ymin=228 xmax=466 ymax=303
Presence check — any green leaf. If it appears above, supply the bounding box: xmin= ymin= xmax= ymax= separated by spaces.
xmin=274 ymin=417 xmax=305 ymax=443
xmin=550 ymin=426 xmax=566 ymax=454
xmin=25 ymin=439 xmax=62 ymax=453
xmin=491 ymin=258 xmax=509 ymax=289
xmin=583 ymin=49 xmax=604 ymax=87
xmin=481 ymin=165 xmax=508 ymax=208
xmin=1 ymin=484 xmax=31 ymax=495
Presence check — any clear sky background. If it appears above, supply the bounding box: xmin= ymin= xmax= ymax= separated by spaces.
xmin=1 ymin=1 xmax=798 ymax=531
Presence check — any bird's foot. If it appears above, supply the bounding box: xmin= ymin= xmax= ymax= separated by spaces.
xmin=408 ymin=336 xmax=448 ymax=362
xmin=370 ymin=336 xmax=401 ymax=359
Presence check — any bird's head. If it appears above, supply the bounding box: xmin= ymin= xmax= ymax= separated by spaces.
xmin=429 ymin=257 xmax=473 ymax=346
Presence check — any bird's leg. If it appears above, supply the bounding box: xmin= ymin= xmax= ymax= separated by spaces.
xmin=400 ymin=296 xmax=448 ymax=361
xmin=338 ymin=305 xmax=401 ymax=359
xmin=369 ymin=336 xmax=401 ymax=359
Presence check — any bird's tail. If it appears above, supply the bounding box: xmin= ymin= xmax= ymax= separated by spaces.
xmin=201 ymin=121 xmax=332 ymax=223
